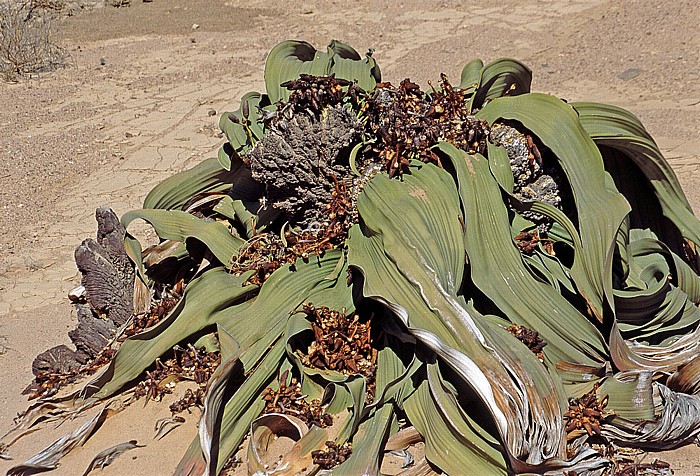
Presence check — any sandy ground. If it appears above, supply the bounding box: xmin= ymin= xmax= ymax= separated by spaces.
xmin=0 ymin=0 xmax=698 ymax=474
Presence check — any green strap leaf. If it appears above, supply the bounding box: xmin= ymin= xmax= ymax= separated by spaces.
xmin=219 ymin=91 xmax=271 ymax=159
xmin=265 ymin=40 xmax=332 ymax=104
xmin=459 ymin=58 xmax=484 ymax=90
xmin=121 ymin=208 xmax=245 ymax=277
xmin=404 ymin=373 xmax=507 ymax=475
xmin=143 ymin=157 xmax=240 ymax=210
xmin=216 ymin=251 xmax=349 ymax=367
xmin=264 ymin=40 xmax=380 ymax=104
xmin=333 ymin=405 xmax=395 ymax=476
xmin=478 ymin=93 xmax=631 ymax=322
xmin=468 ymin=58 xmax=532 ymax=112
xmin=328 ymin=40 xmax=381 ymax=93
xmin=437 ymin=142 xmax=607 ymax=366
xmin=573 ymin=101 xmax=700 ymax=246
xmin=87 ymin=268 xmax=257 ymax=399
xmin=349 ymin=165 xmax=576 ymax=469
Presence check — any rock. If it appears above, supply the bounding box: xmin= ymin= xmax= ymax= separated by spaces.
xmin=618 ymin=68 xmax=643 ymax=81
xmin=68 ymin=284 xmax=86 ymax=302
xmin=207 ymin=108 xmax=217 ymax=116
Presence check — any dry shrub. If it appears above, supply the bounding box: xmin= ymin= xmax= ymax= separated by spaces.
xmin=0 ymin=0 xmax=68 ymax=81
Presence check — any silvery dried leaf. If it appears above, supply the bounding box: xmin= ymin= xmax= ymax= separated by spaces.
xmin=154 ymin=416 xmax=186 ymax=440
xmin=82 ymin=440 xmax=144 ymax=476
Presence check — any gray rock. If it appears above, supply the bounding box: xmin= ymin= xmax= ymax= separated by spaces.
xmin=618 ymin=68 xmax=643 ymax=81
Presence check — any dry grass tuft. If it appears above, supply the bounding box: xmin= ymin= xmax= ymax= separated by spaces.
xmin=0 ymin=0 xmax=68 ymax=81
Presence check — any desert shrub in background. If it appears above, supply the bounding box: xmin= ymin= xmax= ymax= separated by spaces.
xmin=0 ymin=0 xmax=68 ymax=81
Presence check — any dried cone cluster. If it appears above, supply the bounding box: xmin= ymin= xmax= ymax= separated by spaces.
xmin=514 ymin=230 xmax=554 ymax=256
xmin=507 ymin=324 xmax=547 ymax=359
xmin=125 ymin=295 xmax=180 ymax=337
xmin=366 ymin=74 xmax=489 ymax=176
xmin=229 ymin=180 xmax=355 ymax=286
xmin=26 ymin=348 xmax=116 ymax=400
xmin=299 ymin=304 xmax=376 ymax=378
xmin=564 ymin=383 xmax=609 ymax=438
xmin=261 ymin=372 xmax=333 ymax=428
xmin=133 ymin=344 xmax=220 ymax=413
xmin=280 ymin=73 xmax=366 ymax=116
xmin=311 ymin=441 xmax=353 ymax=469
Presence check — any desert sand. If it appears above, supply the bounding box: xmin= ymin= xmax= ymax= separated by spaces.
xmin=0 ymin=0 xmax=698 ymax=474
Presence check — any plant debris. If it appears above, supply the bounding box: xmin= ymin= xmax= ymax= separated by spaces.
xmin=153 ymin=416 xmax=186 ymax=440
xmin=220 ymin=455 xmax=242 ymax=475
xmin=564 ymin=383 xmax=609 ymax=438
xmin=132 ymin=344 xmax=220 ymax=413
xmin=82 ymin=440 xmax=144 ymax=476
xmin=506 ymin=324 xmax=547 ymax=359
xmin=169 ymin=388 xmax=202 ymax=414
xmin=261 ymin=373 xmax=333 ymax=428
xmin=615 ymin=457 xmax=672 ymax=476
xmin=366 ymin=74 xmax=489 ymax=177
xmin=311 ymin=441 xmax=352 ymax=470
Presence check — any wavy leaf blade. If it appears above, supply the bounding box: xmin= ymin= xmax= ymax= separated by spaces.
xmin=478 ymin=93 xmax=631 ymax=321
xmin=573 ymin=101 xmax=700 ymax=246
xmin=437 ymin=143 xmax=607 ymax=366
